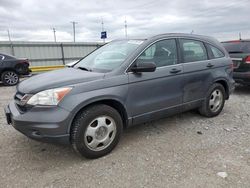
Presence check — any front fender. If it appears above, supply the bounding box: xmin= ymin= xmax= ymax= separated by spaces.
xmin=58 ymin=84 xmax=128 ymax=133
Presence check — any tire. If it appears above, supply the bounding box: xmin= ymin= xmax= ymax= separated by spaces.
xmin=199 ymin=83 xmax=226 ymax=117
xmin=71 ymin=104 xmax=123 ymax=159
xmin=1 ymin=71 xmax=19 ymax=86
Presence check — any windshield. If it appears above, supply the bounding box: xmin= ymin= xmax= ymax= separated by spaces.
xmin=75 ymin=40 xmax=144 ymax=72
xmin=222 ymin=41 xmax=250 ymax=53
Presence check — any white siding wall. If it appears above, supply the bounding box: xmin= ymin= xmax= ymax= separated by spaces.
xmin=0 ymin=41 xmax=103 ymax=66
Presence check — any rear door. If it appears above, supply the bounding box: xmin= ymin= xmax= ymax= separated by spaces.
xmin=179 ymin=38 xmax=230 ymax=107
xmin=127 ymin=38 xmax=184 ymax=124
xmin=179 ymin=38 xmax=213 ymax=104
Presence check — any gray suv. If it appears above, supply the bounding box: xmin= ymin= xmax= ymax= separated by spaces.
xmin=5 ymin=33 xmax=235 ymax=158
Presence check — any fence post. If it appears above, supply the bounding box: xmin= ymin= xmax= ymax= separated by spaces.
xmin=60 ymin=43 xmax=65 ymax=65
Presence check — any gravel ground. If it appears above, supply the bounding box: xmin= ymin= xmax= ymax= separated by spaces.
xmin=0 ymin=83 xmax=249 ymax=188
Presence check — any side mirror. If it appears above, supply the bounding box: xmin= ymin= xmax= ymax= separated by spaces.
xmin=130 ymin=61 xmax=156 ymax=73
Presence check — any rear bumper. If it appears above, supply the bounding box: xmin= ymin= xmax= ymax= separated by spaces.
xmin=4 ymin=101 xmax=72 ymax=145
xmin=233 ymin=71 xmax=250 ymax=85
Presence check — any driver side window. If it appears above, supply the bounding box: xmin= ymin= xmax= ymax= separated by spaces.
xmin=138 ymin=39 xmax=177 ymax=67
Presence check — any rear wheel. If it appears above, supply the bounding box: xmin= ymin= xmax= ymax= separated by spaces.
xmin=71 ymin=104 xmax=123 ymax=159
xmin=1 ymin=71 xmax=19 ymax=86
xmin=199 ymin=83 xmax=226 ymax=117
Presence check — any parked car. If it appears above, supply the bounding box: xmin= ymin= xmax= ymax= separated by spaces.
xmin=66 ymin=60 xmax=79 ymax=67
xmin=222 ymin=40 xmax=250 ymax=85
xmin=0 ymin=53 xmax=30 ymax=86
xmin=5 ymin=33 xmax=235 ymax=158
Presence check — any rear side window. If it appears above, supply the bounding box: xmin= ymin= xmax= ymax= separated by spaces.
xmin=209 ymin=45 xmax=224 ymax=58
xmin=180 ymin=39 xmax=208 ymax=63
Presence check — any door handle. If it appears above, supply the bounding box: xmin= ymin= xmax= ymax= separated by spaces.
xmin=207 ymin=63 xmax=214 ymax=68
xmin=170 ymin=68 xmax=181 ymax=74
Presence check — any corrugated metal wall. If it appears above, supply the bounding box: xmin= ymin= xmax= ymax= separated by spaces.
xmin=0 ymin=41 xmax=103 ymax=66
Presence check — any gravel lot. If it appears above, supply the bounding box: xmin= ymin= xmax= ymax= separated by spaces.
xmin=0 ymin=82 xmax=249 ymax=188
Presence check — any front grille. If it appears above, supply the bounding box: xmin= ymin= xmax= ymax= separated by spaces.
xmin=14 ymin=92 xmax=32 ymax=113
xmin=14 ymin=91 xmax=24 ymax=102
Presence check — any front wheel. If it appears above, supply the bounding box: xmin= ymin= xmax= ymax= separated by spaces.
xmin=71 ymin=104 xmax=123 ymax=159
xmin=199 ymin=83 xmax=226 ymax=117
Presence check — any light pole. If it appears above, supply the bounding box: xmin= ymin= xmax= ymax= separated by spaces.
xmin=7 ymin=29 xmax=11 ymax=42
xmin=71 ymin=21 xmax=78 ymax=42
xmin=124 ymin=18 xmax=128 ymax=38
xmin=101 ymin=18 xmax=105 ymax=43
xmin=52 ymin=28 xmax=56 ymax=42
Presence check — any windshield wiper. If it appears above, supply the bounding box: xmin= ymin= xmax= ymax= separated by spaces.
xmin=77 ymin=66 xmax=92 ymax=72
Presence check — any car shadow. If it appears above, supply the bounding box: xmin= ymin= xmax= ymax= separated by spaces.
xmin=233 ymin=84 xmax=250 ymax=95
xmin=11 ymin=110 xmax=197 ymax=168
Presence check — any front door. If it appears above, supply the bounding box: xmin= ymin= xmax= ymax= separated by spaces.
xmin=127 ymin=39 xmax=184 ymax=124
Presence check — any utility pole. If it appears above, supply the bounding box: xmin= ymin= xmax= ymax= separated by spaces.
xmin=52 ymin=28 xmax=56 ymax=42
xmin=124 ymin=17 xmax=128 ymax=38
xmin=239 ymin=32 xmax=242 ymax=40
xmin=7 ymin=29 xmax=11 ymax=42
xmin=71 ymin=21 xmax=78 ymax=42
xmin=7 ymin=29 xmax=14 ymax=56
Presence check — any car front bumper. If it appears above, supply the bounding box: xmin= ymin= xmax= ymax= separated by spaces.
xmin=233 ymin=71 xmax=250 ymax=85
xmin=4 ymin=101 xmax=72 ymax=144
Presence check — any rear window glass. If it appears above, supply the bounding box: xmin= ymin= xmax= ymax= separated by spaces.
xmin=209 ymin=45 xmax=224 ymax=58
xmin=222 ymin=41 xmax=250 ymax=53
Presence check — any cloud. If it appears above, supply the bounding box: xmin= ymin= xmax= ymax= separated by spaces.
xmin=0 ymin=0 xmax=249 ymax=42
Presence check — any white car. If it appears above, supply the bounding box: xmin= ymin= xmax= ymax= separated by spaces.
xmin=66 ymin=60 xmax=79 ymax=67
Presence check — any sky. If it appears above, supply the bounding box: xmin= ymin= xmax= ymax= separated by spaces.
xmin=0 ymin=0 xmax=249 ymax=42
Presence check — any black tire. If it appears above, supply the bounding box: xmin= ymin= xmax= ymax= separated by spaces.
xmin=71 ymin=104 xmax=123 ymax=159
xmin=1 ymin=71 xmax=19 ymax=86
xmin=199 ymin=83 xmax=226 ymax=117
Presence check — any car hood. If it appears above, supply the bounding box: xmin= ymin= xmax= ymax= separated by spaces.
xmin=17 ymin=68 xmax=105 ymax=94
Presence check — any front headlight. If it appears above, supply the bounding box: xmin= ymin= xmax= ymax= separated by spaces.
xmin=27 ymin=87 xmax=72 ymax=106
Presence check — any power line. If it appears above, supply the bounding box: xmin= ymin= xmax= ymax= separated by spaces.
xmin=52 ymin=28 xmax=56 ymax=42
xmin=71 ymin=21 xmax=78 ymax=42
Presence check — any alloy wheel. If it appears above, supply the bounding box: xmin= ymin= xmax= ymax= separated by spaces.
xmin=209 ymin=89 xmax=223 ymax=113
xmin=84 ymin=116 xmax=117 ymax=151
xmin=3 ymin=71 xmax=19 ymax=85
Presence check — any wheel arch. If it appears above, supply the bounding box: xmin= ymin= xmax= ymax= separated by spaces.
xmin=68 ymin=98 xmax=129 ymax=134
xmin=214 ymin=79 xmax=229 ymax=99
xmin=0 ymin=68 xmax=18 ymax=75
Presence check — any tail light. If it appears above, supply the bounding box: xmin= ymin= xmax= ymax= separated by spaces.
xmin=245 ymin=56 xmax=250 ymax=64
xmin=19 ymin=59 xmax=29 ymax=65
